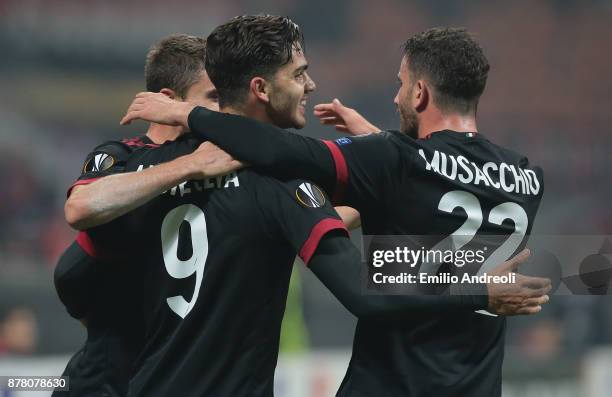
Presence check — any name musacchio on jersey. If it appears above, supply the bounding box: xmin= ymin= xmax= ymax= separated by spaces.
xmin=417 ymin=148 xmax=541 ymax=196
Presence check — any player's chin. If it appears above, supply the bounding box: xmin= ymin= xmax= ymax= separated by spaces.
xmin=291 ymin=113 xmax=307 ymax=129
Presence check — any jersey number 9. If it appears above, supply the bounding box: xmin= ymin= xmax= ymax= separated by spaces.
xmin=161 ymin=204 xmax=209 ymax=319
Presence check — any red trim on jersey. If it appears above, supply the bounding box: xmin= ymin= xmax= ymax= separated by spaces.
xmin=66 ymin=177 xmax=102 ymax=198
xmin=76 ymin=231 xmax=100 ymax=259
xmin=321 ymin=140 xmax=348 ymax=204
xmin=300 ymin=218 xmax=348 ymax=265
xmin=122 ymin=137 xmax=161 ymax=148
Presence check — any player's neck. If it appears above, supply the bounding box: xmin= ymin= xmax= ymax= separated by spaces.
xmin=220 ymin=105 xmax=272 ymax=125
xmin=146 ymin=124 xmax=183 ymax=144
xmin=418 ymin=110 xmax=478 ymax=139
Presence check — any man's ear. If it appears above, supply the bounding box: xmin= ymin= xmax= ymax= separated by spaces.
xmin=160 ymin=88 xmax=178 ymax=100
xmin=413 ymin=80 xmax=429 ymax=112
xmin=250 ymin=77 xmax=270 ymax=103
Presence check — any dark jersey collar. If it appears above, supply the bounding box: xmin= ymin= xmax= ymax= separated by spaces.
xmin=122 ymin=134 xmax=162 ymax=148
xmin=422 ymin=130 xmax=480 ymax=141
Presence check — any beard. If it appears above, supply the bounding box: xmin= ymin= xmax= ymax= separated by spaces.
xmin=266 ymin=84 xmax=305 ymax=130
xmin=399 ymin=105 xmax=419 ymax=139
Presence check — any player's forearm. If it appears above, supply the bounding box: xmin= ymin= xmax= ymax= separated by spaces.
xmin=309 ymin=233 xmax=488 ymax=319
xmin=65 ymin=154 xmax=198 ymax=230
xmin=188 ymin=107 xmax=337 ymax=190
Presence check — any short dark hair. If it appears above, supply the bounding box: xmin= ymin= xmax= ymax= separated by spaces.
xmin=145 ymin=34 xmax=206 ymax=98
xmin=205 ymin=15 xmax=305 ymax=107
xmin=403 ymin=27 xmax=490 ymax=114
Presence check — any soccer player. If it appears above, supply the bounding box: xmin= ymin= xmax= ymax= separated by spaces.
xmin=55 ymin=31 xmax=361 ymax=397
xmin=53 ymin=34 xmax=231 ymax=397
xmin=118 ymin=18 xmax=539 ymax=393
xmin=122 ymin=27 xmax=547 ymax=396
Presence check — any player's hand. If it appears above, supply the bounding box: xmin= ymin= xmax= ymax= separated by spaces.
xmin=335 ymin=206 xmax=361 ymax=230
xmin=314 ymin=98 xmax=381 ymax=135
xmin=486 ymin=249 xmax=552 ymax=316
xmin=120 ymin=92 xmax=194 ymax=128
xmin=187 ymin=142 xmax=245 ymax=179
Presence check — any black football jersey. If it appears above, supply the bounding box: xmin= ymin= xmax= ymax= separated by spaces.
xmin=322 ymin=130 xmax=544 ymax=397
xmin=86 ymin=133 xmax=346 ymax=397
xmin=54 ymin=135 xmax=158 ymax=397
xmin=185 ymin=108 xmax=546 ymax=397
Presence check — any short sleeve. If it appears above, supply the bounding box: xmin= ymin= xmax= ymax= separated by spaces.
xmin=67 ymin=140 xmax=132 ymax=197
xmin=321 ymin=132 xmax=403 ymax=209
xmin=255 ymin=177 xmax=348 ymax=265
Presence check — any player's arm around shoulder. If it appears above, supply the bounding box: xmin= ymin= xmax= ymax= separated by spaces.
xmin=65 ymin=140 xmax=242 ymax=230
xmin=65 ymin=140 xmax=132 ymax=228
xmin=324 ymin=130 xmax=405 ymax=208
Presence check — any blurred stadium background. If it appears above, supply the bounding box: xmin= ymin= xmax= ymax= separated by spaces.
xmin=0 ymin=0 xmax=611 ymax=396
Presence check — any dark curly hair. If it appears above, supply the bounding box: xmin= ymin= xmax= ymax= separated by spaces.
xmin=205 ymin=14 xmax=305 ymax=107
xmin=144 ymin=34 xmax=207 ymax=98
xmin=403 ymin=27 xmax=490 ymax=114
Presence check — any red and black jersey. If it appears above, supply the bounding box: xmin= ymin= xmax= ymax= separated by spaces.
xmin=54 ymin=135 xmax=157 ymax=397
xmin=185 ymin=108 xmax=545 ymax=397
xmin=328 ymin=131 xmax=543 ymax=397
xmin=84 ymin=133 xmax=346 ymax=397
xmin=66 ymin=135 xmax=160 ymax=200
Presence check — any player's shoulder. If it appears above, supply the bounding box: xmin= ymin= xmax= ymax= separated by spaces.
xmin=244 ymin=170 xmax=328 ymax=206
xmin=88 ymin=134 xmax=161 ymax=153
xmin=123 ymin=134 xmax=200 ymax=166
xmin=336 ymin=130 xmax=408 ymax=147
xmin=479 ymin=134 xmax=521 ymax=157
xmin=334 ymin=130 xmax=414 ymax=162
xmin=381 ymin=129 xmax=412 ymax=142
xmin=120 ymin=135 xmax=161 ymax=149
xmin=471 ymin=135 xmax=545 ymax=197
xmin=427 ymin=131 xmax=537 ymax=166
xmin=87 ymin=139 xmax=130 ymax=156
xmin=361 ymin=130 xmax=424 ymax=155
xmin=477 ymin=134 xmax=541 ymax=171
xmin=79 ymin=139 xmax=132 ymax=175
xmin=373 ymin=130 xmax=428 ymax=169
xmin=84 ymin=135 xmax=156 ymax=161
xmin=141 ymin=133 xmax=201 ymax=153
xmin=83 ymin=135 xmax=158 ymax=171
xmin=242 ymin=169 xmax=312 ymax=190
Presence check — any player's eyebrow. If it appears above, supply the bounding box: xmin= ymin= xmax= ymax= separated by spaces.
xmin=295 ymin=64 xmax=308 ymax=74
